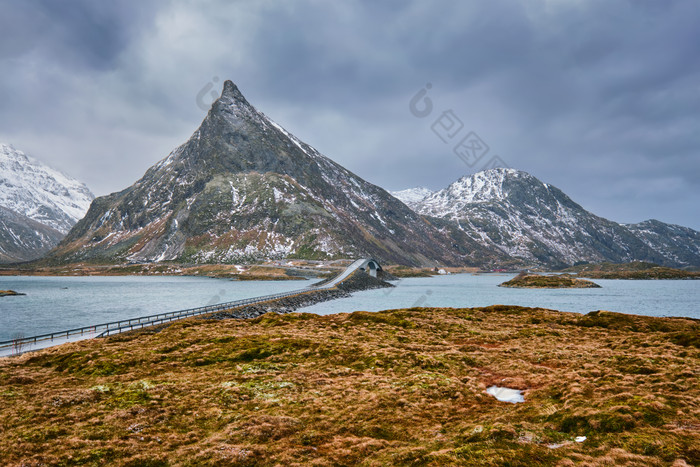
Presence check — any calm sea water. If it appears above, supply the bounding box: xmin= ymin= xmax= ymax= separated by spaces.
xmin=0 ymin=273 xmax=697 ymax=341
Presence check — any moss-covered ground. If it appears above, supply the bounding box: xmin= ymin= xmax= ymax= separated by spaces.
xmin=0 ymin=306 xmax=698 ymax=466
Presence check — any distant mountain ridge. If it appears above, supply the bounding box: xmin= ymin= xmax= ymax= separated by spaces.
xmin=46 ymin=81 xmax=505 ymax=267
xmin=398 ymin=168 xmax=700 ymax=268
xmin=0 ymin=144 xmax=94 ymax=263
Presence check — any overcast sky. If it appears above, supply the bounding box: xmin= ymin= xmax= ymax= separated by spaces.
xmin=1 ymin=0 xmax=698 ymax=229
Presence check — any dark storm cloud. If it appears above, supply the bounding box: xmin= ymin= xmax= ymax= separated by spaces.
xmin=0 ymin=0 xmax=698 ymax=229
xmin=0 ymin=0 xmax=156 ymax=67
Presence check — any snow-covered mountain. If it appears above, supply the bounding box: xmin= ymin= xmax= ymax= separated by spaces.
xmin=0 ymin=206 xmax=64 ymax=263
xmin=0 ymin=144 xmax=94 ymax=263
xmin=390 ymin=187 xmax=433 ymax=210
xmin=0 ymin=144 xmax=94 ymax=234
xmin=402 ymin=168 xmax=700 ymax=268
xmin=47 ymin=81 xmax=505 ymax=266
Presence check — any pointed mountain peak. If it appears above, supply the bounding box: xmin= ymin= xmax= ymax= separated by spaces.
xmin=204 ymin=80 xmax=266 ymax=131
xmin=213 ymin=80 xmax=253 ymax=112
xmin=221 ymin=80 xmax=246 ymax=100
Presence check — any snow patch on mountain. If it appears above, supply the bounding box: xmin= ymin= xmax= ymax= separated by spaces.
xmin=390 ymin=187 xmax=433 ymax=209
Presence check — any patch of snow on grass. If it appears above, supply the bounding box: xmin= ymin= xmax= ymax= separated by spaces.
xmin=486 ymin=386 xmax=525 ymax=403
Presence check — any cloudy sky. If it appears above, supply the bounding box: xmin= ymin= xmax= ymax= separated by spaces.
xmin=1 ymin=0 xmax=698 ymax=229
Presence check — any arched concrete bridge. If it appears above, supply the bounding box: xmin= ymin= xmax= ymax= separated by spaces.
xmin=358 ymin=258 xmax=382 ymax=278
xmin=314 ymin=258 xmax=383 ymax=288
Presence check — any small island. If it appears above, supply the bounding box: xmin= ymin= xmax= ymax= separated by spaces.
xmin=0 ymin=290 xmax=25 ymax=297
xmin=499 ymin=273 xmax=601 ymax=288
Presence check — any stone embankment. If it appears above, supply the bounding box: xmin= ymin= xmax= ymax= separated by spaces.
xmin=206 ymin=270 xmax=393 ymax=320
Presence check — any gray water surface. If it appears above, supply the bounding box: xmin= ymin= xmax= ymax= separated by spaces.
xmin=300 ymin=273 xmax=700 ymax=319
xmin=0 ymin=275 xmax=312 ymax=341
xmin=1 ymin=273 xmax=698 ymax=341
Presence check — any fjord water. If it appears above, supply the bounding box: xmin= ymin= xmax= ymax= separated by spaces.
xmin=1 ymin=273 xmax=698 ymax=342
xmin=0 ymin=276 xmax=312 ymax=342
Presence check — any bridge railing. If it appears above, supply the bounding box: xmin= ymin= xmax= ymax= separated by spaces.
xmin=0 ymin=287 xmax=312 ymax=355
xmin=94 ymin=288 xmax=312 ymax=337
xmin=0 ymin=258 xmax=369 ymax=356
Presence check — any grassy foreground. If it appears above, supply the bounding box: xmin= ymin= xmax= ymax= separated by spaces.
xmin=1 ymin=306 xmax=698 ymax=466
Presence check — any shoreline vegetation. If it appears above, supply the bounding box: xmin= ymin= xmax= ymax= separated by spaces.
xmin=0 ymin=261 xmax=480 ymax=280
xmin=499 ymin=273 xmax=602 ymax=289
xmin=564 ymin=262 xmax=700 ymax=280
xmin=0 ymin=260 xmax=349 ymax=281
xmin=0 ymin=260 xmax=697 ymax=281
xmin=0 ymin=306 xmax=697 ymax=465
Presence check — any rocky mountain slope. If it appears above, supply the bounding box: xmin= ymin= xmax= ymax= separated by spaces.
xmin=47 ymin=81 xmax=507 ymax=267
xmin=0 ymin=144 xmax=94 ymax=263
xmin=401 ymin=168 xmax=700 ymax=268
xmin=624 ymin=220 xmax=700 ymax=268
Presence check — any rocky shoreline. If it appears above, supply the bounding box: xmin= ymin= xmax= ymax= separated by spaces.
xmin=0 ymin=290 xmax=25 ymax=297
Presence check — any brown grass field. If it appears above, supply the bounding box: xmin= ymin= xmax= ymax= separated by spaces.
xmin=0 ymin=306 xmax=698 ymax=466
